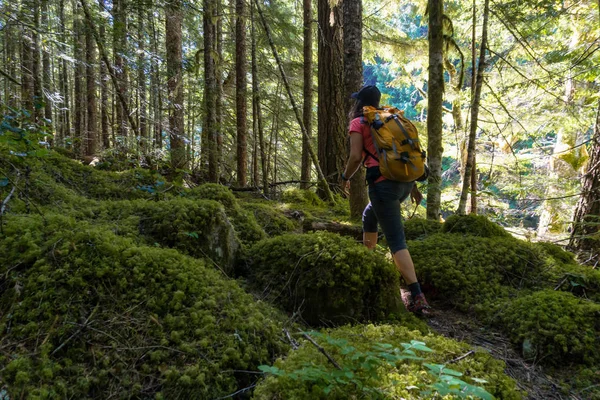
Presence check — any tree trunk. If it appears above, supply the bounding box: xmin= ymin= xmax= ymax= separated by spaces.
xmin=73 ymin=0 xmax=86 ymax=155
xmin=458 ymin=0 xmax=489 ymax=215
xmin=468 ymin=0 xmax=477 ymax=214
xmin=58 ymin=0 xmax=70 ymax=144
xmin=85 ymin=22 xmax=98 ymax=156
xmin=41 ymin=0 xmax=53 ymax=124
xmin=99 ymin=0 xmax=110 ymax=149
xmin=20 ymin=7 xmax=34 ymax=112
xmin=215 ymin=0 xmax=224 ymax=180
xmin=251 ymin=3 xmax=268 ymax=194
xmin=317 ymin=0 xmax=346 ymax=196
xmin=254 ymin=0 xmax=335 ymax=203
xmin=426 ymin=0 xmax=444 ymax=220
xmin=204 ymin=0 xmax=218 ymax=181
xmin=113 ymin=0 xmax=128 ymax=143
xmin=150 ymin=7 xmax=163 ymax=149
xmin=165 ymin=0 xmax=186 ymax=169
xmin=569 ymin=3 xmax=600 ymax=256
xmin=235 ymin=0 xmax=248 ymax=187
xmin=301 ymin=0 xmax=313 ymax=190
xmin=32 ymin=0 xmax=43 ymax=122
xmin=138 ymin=0 xmax=148 ymax=153
xmin=343 ymin=0 xmax=368 ymax=219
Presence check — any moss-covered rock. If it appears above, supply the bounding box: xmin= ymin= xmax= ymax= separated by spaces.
xmin=187 ymin=183 xmax=266 ymax=245
xmin=0 ymin=215 xmax=288 ymax=399
xmin=282 ymin=188 xmax=324 ymax=206
xmin=253 ymin=324 xmax=522 ymax=399
xmin=403 ymin=217 xmax=442 ymax=241
xmin=501 ymin=290 xmax=600 ymax=365
xmin=409 ymin=234 xmax=546 ymax=311
xmin=245 ymin=203 xmax=299 ymax=236
xmin=247 ymin=232 xmax=411 ymax=326
xmin=442 ymin=214 xmax=510 ymax=238
xmin=533 ymin=241 xmax=577 ymax=266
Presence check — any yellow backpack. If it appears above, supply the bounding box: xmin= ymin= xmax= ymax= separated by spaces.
xmin=362 ymin=106 xmax=427 ymax=182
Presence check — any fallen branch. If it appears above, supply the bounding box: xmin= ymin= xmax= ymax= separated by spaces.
xmin=52 ymin=303 xmax=99 ymax=355
xmin=0 ymin=181 xmax=17 ymax=217
xmin=301 ymin=332 xmax=342 ymax=370
xmin=305 ymin=221 xmax=363 ymax=240
xmin=448 ymin=350 xmax=475 ymax=364
xmin=283 ymin=328 xmax=299 ymax=350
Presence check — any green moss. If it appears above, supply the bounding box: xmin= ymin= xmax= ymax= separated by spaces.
xmin=533 ymin=241 xmax=577 ymax=265
xmin=409 ymin=234 xmax=546 ymax=311
xmin=248 ymin=232 xmax=414 ymax=326
xmin=187 ymin=183 xmax=267 ymax=245
xmin=244 ymin=203 xmax=299 ymax=236
xmin=282 ymin=188 xmax=325 ymax=206
xmin=501 ymin=290 xmax=600 ymax=365
xmin=403 ymin=218 xmax=442 ymax=241
xmin=253 ymin=324 xmax=522 ymax=399
xmin=442 ymin=214 xmax=510 ymax=238
xmin=0 ymin=215 xmax=288 ymax=399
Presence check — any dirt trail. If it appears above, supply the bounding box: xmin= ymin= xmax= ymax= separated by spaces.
xmin=423 ymin=306 xmax=583 ymax=400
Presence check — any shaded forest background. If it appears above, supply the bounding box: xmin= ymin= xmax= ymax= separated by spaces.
xmin=1 ymin=0 xmax=599 ymax=255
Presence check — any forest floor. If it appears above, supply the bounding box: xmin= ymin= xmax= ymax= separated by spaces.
xmin=419 ymin=296 xmax=585 ymax=400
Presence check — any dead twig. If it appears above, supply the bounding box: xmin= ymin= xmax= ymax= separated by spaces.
xmin=283 ymin=328 xmax=299 ymax=350
xmin=448 ymin=349 xmax=475 ymax=364
xmin=52 ymin=303 xmax=99 ymax=355
xmin=301 ymin=332 xmax=342 ymax=370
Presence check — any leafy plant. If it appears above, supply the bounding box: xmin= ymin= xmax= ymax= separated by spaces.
xmin=258 ymin=331 xmax=494 ymax=399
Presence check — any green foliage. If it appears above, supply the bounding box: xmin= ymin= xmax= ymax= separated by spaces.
xmin=244 ymin=202 xmax=299 ymax=236
xmin=409 ymin=233 xmax=546 ymax=311
xmin=0 ymin=214 xmax=288 ymax=399
xmin=248 ymin=232 xmax=409 ymax=325
xmin=442 ymin=214 xmax=511 ymax=238
xmin=0 ymin=107 xmax=51 ymax=163
xmin=501 ymin=290 xmax=600 ymax=365
xmin=403 ymin=217 xmax=442 ymax=240
xmin=253 ymin=324 xmax=522 ymax=399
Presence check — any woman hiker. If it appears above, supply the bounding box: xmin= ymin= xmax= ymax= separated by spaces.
xmin=341 ymin=84 xmax=431 ymax=314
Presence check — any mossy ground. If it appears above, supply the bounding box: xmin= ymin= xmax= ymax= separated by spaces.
xmin=2 ymin=153 xmax=598 ymax=398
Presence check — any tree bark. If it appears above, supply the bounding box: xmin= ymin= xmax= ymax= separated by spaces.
xmin=138 ymin=0 xmax=148 ymax=153
xmin=458 ymin=0 xmax=489 ymax=215
xmin=343 ymin=0 xmax=368 ymax=219
xmin=569 ymin=3 xmax=600 ymax=256
xmin=41 ymin=0 xmax=53 ymax=123
xmin=215 ymin=0 xmax=224 ymax=180
xmin=254 ymin=0 xmax=335 ymax=203
xmin=165 ymin=0 xmax=186 ymax=169
xmin=99 ymin=0 xmax=110 ymax=149
xmin=73 ymin=0 xmax=86 ymax=154
xmin=113 ymin=0 xmax=128 ymax=142
xmin=318 ymin=0 xmax=346 ymax=196
xmin=85 ymin=21 xmax=98 ymax=155
xmin=426 ymin=0 xmax=444 ymax=220
xmin=204 ymin=0 xmax=218 ymax=181
xmin=251 ymin=3 xmax=268 ymax=194
xmin=58 ymin=0 xmax=70 ymax=144
xmin=469 ymin=0 xmax=477 ymax=214
xmin=301 ymin=0 xmax=313 ymax=190
xmin=236 ymin=0 xmax=248 ymax=187
xmin=20 ymin=6 xmax=34 ymax=112
xmin=32 ymin=0 xmax=43 ymax=122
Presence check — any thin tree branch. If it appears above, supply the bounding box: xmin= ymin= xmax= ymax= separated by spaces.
xmin=301 ymin=332 xmax=342 ymax=370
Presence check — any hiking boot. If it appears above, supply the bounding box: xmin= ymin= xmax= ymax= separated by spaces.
xmin=407 ymin=293 xmax=431 ymax=315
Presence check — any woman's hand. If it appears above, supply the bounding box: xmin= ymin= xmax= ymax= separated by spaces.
xmin=410 ymin=185 xmax=423 ymax=205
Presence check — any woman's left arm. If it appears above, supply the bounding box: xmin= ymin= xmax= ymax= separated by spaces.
xmin=342 ymin=132 xmax=364 ymax=180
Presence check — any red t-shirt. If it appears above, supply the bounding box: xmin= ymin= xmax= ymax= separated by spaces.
xmin=349 ymin=117 xmax=379 ymax=168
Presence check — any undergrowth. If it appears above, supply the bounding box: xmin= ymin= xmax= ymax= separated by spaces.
xmin=0 ymin=214 xmax=288 ymax=399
